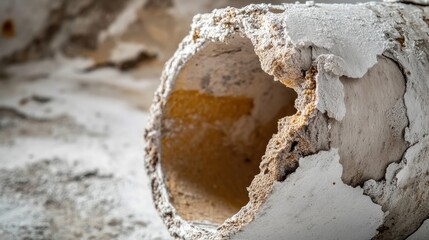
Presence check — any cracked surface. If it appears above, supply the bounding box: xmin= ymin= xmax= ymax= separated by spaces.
xmin=145 ymin=2 xmax=429 ymax=239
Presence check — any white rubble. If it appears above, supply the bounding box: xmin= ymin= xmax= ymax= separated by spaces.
xmin=0 ymin=58 xmax=170 ymax=239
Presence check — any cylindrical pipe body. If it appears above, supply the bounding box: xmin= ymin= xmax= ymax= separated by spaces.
xmin=145 ymin=3 xmax=429 ymax=239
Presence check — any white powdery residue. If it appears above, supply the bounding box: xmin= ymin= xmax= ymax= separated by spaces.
xmin=0 ymin=203 xmax=46 ymax=227
xmin=0 ymin=56 xmax=170 ymax=238
xmin=233 ymin=149 xmax=383 ymax=240
xmin=0 ymin=57 xmax=153 ymax=172
xmin=404 ymin=88 xmax=429 ymax=145
xmin=407 ymin=219 xmax=429 ymax=240
xmin=394 ymin=136 xmax=429 ymax=189
xmin=0 ymin=138 xmax=113 ymax=171
xmin=283 ymin=4 xmax=385 ymax=120
xmin=284 ymin=4 xmax=384 ymax=78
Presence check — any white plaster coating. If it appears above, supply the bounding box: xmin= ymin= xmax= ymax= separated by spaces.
xmin=364 ymin=136 xmax=429 ymax=239
xmin=395 ymin=137 xmax=429 ymax=189
xmin=315 ymin=62 xmax=346 ymax=120
xmin=233 ymin=149 xmax=383 ymax=240
xmin=407 ymin=219 xmax=429 ymax=240
xmin=284 ymin=4 xmax=385 ymax=79
xmin=173 ymin=3 xmax=385 ymax=122
xmin=189 ymin=3 xmax=387 ymax=121
xmin=145 ymin=3 xmax=429 ymax=239
xmin=284 ymin=5 xmax=384 ymax=120
xmin=358 ymin=3 xmax=429 ymax=146
xmin=361 ymin=5 xmax=429 ymax=238
xmin=283 ymin=4 xmax=385 ymax=120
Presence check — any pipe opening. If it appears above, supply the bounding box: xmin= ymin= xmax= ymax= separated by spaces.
xmin=160 ymin=36 xmax=297 ymax=224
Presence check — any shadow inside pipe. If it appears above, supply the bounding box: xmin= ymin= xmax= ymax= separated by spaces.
xmin=160 ymin=35 xmax=297 ymax=224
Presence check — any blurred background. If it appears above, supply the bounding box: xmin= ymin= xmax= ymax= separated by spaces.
xmin=0 ymin=0 xmax=367 ymax=239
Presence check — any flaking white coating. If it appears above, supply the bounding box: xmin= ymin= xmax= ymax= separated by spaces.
xmin=407 ymin=219 xmax=429 ymax=240
xmin=284 ymin=4 xmax=385 ymax=78
xmin=315 ymin=60 xmax=346 ymax=120
xmin=364 ymin=135 xmax=429 ymax=239
xmin=145 ymin=3 xmax=429 ymax=239
xmin=395 ymin=137 xmax=429 ymax=188
xmin=361 ymin=4 xmax=429 ymax=238
xmin=233 ymin=149 xmax=383 ymax=240
xmin=191 ymin=4 xmax=387 ymax=121
xmin=283 ymin=4 xmax=385 ymax=120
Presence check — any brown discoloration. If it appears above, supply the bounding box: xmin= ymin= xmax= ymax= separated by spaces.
xmin=219 ymin=67 xmax=325 ymax=237
xmin=162 ymin=90 xmax=255 ymax=223
xmin=394 ymin=26 xmax=406 ymax=48
xmin=192 ymin=29 xmax=200 ymax=42
xmin=144 ymin=6 xmax=324 ymax=238
xmin=152 ymin=35 xmax=302 ymax=228
xmin=145 ymin=3 xmax=429 ymax=239
xmin=423 ymin=16 xmax=429 ymax=26
xmin=164 ymin=90 xmax=253 ymax=122
xmin=161 ymin=89 xmax=296 ymax=223
xmin=2 ymin=19 xmax=15 ymax=38
xmin=396 ymin=36 xmax=405 ymax=48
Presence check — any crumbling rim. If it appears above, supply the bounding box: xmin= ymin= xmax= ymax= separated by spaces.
xmin=144 ymin=11 xmax=320 ymax=239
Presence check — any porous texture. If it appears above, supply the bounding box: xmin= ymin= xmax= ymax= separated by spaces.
xmin=160 ymin=36 xmax=298 ymax=224
xmin=145 ymin=2 xmax=429 ymax=239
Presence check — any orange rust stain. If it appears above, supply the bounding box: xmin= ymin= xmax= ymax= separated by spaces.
xmin=161 ymin=90 xmax=256 ymax=223
xmin=165 ymin=90 xmax=254 ymax=123
xmin=192 ymin=29 xmax=200 ymax=42
xmin=160 ymin=88 xmax=297 ymax=223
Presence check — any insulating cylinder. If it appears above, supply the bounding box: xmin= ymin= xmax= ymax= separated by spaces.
xmin=145 ymin=2 xmax=429 ymax=240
